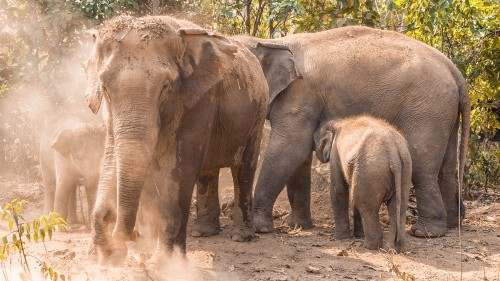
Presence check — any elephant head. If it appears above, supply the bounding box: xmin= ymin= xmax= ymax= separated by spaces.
xmin=233 ymin=36 xmax=301 ymax=109
xmin=51 ymin=123 xmax=106 ymax=177
xmin=84 ymin=16 xmax=239 ymax=241
xmin=313 ymin=122 xmax=336 ymax=163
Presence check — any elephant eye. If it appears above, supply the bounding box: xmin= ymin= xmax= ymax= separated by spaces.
xmin=160 ymin=82 xmax=173 ymax=96
xmin=101 ymin=85 xmax=111 ymax=100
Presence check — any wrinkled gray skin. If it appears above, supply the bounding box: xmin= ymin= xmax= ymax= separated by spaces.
xmin=229 ymin=26 xmax=471 ymax=238
xmin=314 ymin=116 xmax=411 ymax=253
xmin=84 ymin=15 xmax=268 ymax=266
xmin=40 ymin=120 xmax=105 ymax=225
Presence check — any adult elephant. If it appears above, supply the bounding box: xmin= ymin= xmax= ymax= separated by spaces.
xmin=84 ymin=15 xmax=268 ymax=266
xmin=231 ymin=26 xmax=470 ymax=238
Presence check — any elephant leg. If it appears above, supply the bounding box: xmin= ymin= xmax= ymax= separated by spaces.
xmin=386 ymin=195 xmax=398 ymax=251
xmin=229 ymin=163 xmax=256 ymax=242
xmin=285 ymin=153 xmax=313 ymax=229
xmin=67 ymin=186 xmax=78 ymax=225
xmin=43 ymin=181 xmax=55 ymax=215
xmin=152 ymin=99 xmax=215 ymax=264
xmin=92 ymin=177 xmax=123 ymax=266
xmin=410 ymin=171 xmax=447 ymax=238
xmin=85 ymin=179 xmax=99 ymax=226
xmin=330 ymin=165 xmax=350 ymax=239
xmin=253 ymin=119 xmax=316 ymax=233
xmin=191 ymin=170 xmax=221 ymax=237
xmin=153 ymin=152 xmax=204 ymax=263
xmin=439 ymin=119 xmax=460 ymax=229
xmin=358 ymin=206 xmax=383 ymax=251
xmin=91 ymin=140 xmax=126 ymax=266
xmin=54 ymin=176 xmax=79 ymax=225
xmin=353 ymin=206 xmax=364 ymax=238
xmin=353 ymin=174 xmax=384 ymax=250
xmin=155 ymin=179 xmax=195 ymax=256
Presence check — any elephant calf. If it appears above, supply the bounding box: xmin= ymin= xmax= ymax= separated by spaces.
xmin=40 ymin=120 xmax=105 ymax=225
xmin=314 ymin=115 xmax=412 ymax=252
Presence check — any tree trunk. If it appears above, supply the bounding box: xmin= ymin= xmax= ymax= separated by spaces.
xmin=152 ymin=0 xmax=160 ymax=15
xmin=245 ymin=0 xmax=252 ymax=35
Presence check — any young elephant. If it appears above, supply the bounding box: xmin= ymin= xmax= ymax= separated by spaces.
xmin=39 ymin=120 xmax=106 ymax=225
xmin=314 ymin=115 xmax=412 ymax=252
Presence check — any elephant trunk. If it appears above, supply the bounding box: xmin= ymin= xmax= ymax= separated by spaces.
xmin=111 ymin=110 xmax=159 ymax=242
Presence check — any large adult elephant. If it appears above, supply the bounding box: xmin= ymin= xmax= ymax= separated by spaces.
xmin=84 ymin=15 xmax=268 ymax=266
xmin=230 ymin=26 xmax=470 ymax=238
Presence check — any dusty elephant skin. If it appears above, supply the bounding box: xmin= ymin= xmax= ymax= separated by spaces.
xmin=39 ymin=120 xmax=105 ymax=225
xmin=231 ymin=26 xmax=470 ymax=238
xmin=83 ymin=15 xmax=268 ymax=266
xmin=314 ymin=116 xmax=412 ymax=253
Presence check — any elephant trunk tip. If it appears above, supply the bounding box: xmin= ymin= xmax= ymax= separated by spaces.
xmin=112 ymin=223 xmax=139 ymax=243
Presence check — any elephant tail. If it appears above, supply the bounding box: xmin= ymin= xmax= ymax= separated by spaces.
xmin=392 ymin=142 xmax=412 ymax=253
xmin=393 ymin=163 xmax=403 ymax=253
xmin=458 ymin=80 xmax=471 ymax=216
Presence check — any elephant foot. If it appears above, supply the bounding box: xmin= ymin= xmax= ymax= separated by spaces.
xmin=253 ymin=210 xmax=274 ymax=233
xmin=409 ymin=220 xmax=447 ymax=238
xmin=96 ymin=242 xmax=128 ymax=267
xmin=334 ymin=230 xmax=351 ymax=240
xmin=446 ymin=215 xmax=460 ymax=229
xmin=446 ymin=201 xmax=466 ymax=229
xmin=228 ymin=226 xmax=255 ymax=242
xmin=146 ymin=249 xmax=198 ymax=280
xmin=66 ymin=223 xmax=87 ymax=232
xmin=147 ymin=248 xmax=186 ymax=271
xmin=285 ymin=212 xmax=313 ymax=230
xmin=363 ymin=238 xmax=383 ymax=251
xmin=112 ymin=226 xmax=141 ymax=242
xmin=334 ymin=221 xmax=351 ymax=239
xmin=353 ymin=223 xmax=364 ymax=238
xmin=190 ymin=220 xmax=220 ymax=237
xmin=353 ymin=215 xmax=364 ymax=237
xmin=87 ymin=242 xmax=98 ymax=264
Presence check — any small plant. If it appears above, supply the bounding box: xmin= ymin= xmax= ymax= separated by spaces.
xmin=0 ymin=198 xmax=67 ymax=281
xmin=384 ymin=250 xmax=416 ymax=281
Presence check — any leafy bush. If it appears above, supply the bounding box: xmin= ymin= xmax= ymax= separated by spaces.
xmin=0 ymin=198 xmax=67 ymax=281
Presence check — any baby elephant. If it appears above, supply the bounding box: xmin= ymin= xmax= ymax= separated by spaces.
xmin=40 ymin=121 xmax=106 ymax=226
xmin=314 ymin=115 xmax=412 ymax=252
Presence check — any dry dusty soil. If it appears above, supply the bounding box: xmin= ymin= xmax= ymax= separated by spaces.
xmin=0 ymin=169 xmax=499 ymax=281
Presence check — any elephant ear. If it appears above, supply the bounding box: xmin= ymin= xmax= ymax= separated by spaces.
xmin=51 ymin=128 xmax=72 ymax=158
xmin=253 ymin=42 xmax=302 ymax=106
xmin=314 ymin=127 xmax=334 ymax=163
xmin=178 ymin=28 xmax=238 ymax=108
xmin=83 ymin=46 xmax=103 ymax=114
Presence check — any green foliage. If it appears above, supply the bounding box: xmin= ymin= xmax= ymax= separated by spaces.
xmin=184 ymin=0 xmax=303 ymax=37
xmin=186 ymin=0 xmax=379 ymax=38
xmin=0 ymin=198 xmax=67 ymax=281
xmin=293 ymin=0 xmax=380 ymax=32
xmin=67 ymin=0 xmax=144 ymax=22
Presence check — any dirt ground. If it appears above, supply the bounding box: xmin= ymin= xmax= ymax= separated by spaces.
xmin=0 ymin=169 xmax=499 ymax=281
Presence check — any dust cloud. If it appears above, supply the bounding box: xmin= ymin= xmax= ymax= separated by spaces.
xmin=0 ymin=23 xmax=101 ymax=178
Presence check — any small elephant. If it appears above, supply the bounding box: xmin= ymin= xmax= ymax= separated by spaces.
xmin=314 ymin=115 xmax=412 ymax=252
xmin=39 ymin=120 xmax=105 ymax=225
